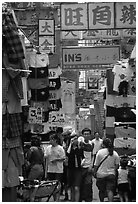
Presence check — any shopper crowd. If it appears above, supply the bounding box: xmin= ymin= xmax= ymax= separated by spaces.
xmin=22 ymin=127 xmax=135 ymax=202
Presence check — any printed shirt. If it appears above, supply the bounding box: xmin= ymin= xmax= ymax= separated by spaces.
xmin=81 ymin=140 xmax=93 ymax=168
xmin=45 ymin=145 xmax=65 ymax=173
xmin=91 ymin=138 xmax=103 ymax=155
xmin=112 ymin=63 xmax=133 ymax=92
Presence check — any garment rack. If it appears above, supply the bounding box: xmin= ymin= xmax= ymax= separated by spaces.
xmin=114 ymin=122 xmax=136 ymax=125
xmin=2 ymin=67 xmax=32 ymax=72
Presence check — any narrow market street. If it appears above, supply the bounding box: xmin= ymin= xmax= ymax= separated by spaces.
xmin=2 ymin=2 xmax=136 ymax=202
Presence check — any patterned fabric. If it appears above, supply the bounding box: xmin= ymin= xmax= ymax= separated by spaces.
xmin=2 ymin=113 xmax=23 ymax=139
xmin=2 ymin=12 xmax=25 ymax=61
xmin=2 ymin=136 xmax=22 ymax=149
xmin=2 ymin=70 xmax=10 ymax=102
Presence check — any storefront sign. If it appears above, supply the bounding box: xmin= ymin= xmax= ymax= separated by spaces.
xmin=61 ymin=2 xmax=136 ymax=30
xmin=61 ymin=3 xmax=88 ymax=30
xmin=62 ymin=46 xmax=120 ymax=69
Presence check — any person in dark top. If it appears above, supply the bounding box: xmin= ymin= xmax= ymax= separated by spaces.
xmin=26 ymin=135 xmax=45 ymax=181
xmin=67 ymin=136 xmax=84 ymax=202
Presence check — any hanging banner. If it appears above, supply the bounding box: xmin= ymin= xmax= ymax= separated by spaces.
xmin=62 ymin=46 xmax=120 ymax=69
xmin=28 ymin=107 xmax=43 ymax=124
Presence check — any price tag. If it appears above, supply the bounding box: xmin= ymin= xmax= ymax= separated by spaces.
xmin=28 ymin=107 xmax=43 ymax=124
xmin=49 ymin=111 xmax=65 ymax=126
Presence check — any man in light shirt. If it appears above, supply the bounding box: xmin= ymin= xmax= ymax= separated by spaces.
xmin=92 ymin=132 xmax=103 ymax=167
xmin=79 ymin=128 xmax=94 ymax=202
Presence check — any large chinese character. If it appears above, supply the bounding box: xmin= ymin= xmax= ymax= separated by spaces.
xmin=41 ymin=39 xmax=52 ymax=50
xmin=65 ymin=8 xmax=83 ymax=26
xmin=41 ymin=22 xmax=52 ymax=33
xmin=120 ymin=5 xmax=136 ymax=25
xmin=65 ymin=31 xmax=78 ymax=37
xmin=92 ymin=6 xmax=111 ymax=25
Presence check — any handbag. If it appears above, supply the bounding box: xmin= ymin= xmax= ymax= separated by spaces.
xmin=92 ymin=154 xmax=109 ymax=178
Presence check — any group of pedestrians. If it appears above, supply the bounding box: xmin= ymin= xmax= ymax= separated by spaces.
xmin=23 ymin=128 xmax=132 ymax=202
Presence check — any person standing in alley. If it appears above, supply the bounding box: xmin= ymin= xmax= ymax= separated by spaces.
xmin=26 ymin=135 xmax=45 ymax=181
xmin=91 ymin=132 xmax=103 ymax=167
xmin=67 ymin=135 xmax=84 ymax=202
xmin=79 ymin=128 xmax=94 ymax=202
xmin=93 ymin=138 xmax=120 ymax=202
xmin=45 ymin=131 xmax=65 ymax=201
xmin=117 ymin=157 xmax=131 ymax=202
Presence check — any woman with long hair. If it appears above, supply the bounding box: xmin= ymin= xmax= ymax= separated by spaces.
xmin=93 ymin=138 xmax=120 ymax=202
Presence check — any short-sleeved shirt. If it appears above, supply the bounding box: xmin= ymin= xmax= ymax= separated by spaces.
xmin=94 ymin=148 xmax=120 ymax=178
xmin=91 ymin=138 xmax=103 ymax=155
xmin=45 ymin=144 xmax=65 ymax=173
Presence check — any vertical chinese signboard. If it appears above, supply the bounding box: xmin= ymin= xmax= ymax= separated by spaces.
xmin=88 ymin=2 xmax=115 ymax=29
xmin=115 ymin=2 xmax=136 ymax=28
xmin=61 ymin=3 xmax=88 ymax=30
xmin=39 ymin=19 xmax=55 ymax=54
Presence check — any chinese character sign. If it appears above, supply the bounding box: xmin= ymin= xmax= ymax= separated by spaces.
xmin=115 ymin=2 xmax=136 ymax=28
xmin=39 ymin=19 xmax=55 ymax=36
xmin=89 ymin=2 xmax=114 ymax=29
xmin=39 ymin=36 xmax=55 ymax=54
xmin=61 ymin=3 xmax=88 ymax=30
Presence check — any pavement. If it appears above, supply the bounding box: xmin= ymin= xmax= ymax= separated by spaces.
xmin=46 ymin=177 xmax=121 ymax=202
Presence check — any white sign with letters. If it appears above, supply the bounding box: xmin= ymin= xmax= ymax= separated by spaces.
xmin=62 ymin=46 xmax=120 ymax=69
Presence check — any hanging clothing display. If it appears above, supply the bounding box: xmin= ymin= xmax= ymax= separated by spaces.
xmin=105 ymin=94 xmax=136 ymax=108
xmin=115 ymin=126 xmax=136 ymax=139
xmin=114 ymin=137 xmax=136 ymax=149
xmin=48 ymin=58 xmax=62 ymax=112
xmin=49 ymin=99 xmax=62 ymax=111
xmin=48 ymin=66 xmax=62 ymax=79
xmin=27 ymin=51 xmax=50 ymax=122
xmin=2 ymin=11 xmax=25 ymax=62
xmin=106 ymin=68 xmax=118 ymax=95
xmin=30 ymin=87 xmax=49 ymax=101
xmin=112 ymin=62 xmax=133 ymax=92
xmin=49 ymin=77 xmax=61 ymax=90
xmin=61 ymin=81 xmax=75 ymax=115
xmin=2 ymin=8 xmax=25 ymax=194
xmin=106 ymin=106 xmax=136 ymax=122
xmin=30 ymin=101 xmax=50 ymax=112
xmin=49 ymin=89 xmax=62 ymax=101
